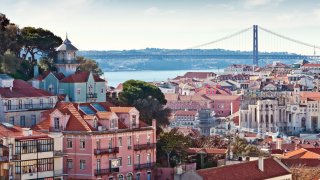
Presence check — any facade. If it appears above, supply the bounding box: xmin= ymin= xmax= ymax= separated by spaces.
xmin=32 ymin=36 xmax=107 ymax=103
xmin=0 ymin=75 xmax=58 ymax=127
xmin=170 ymin=110 xmax=199 ymax=128
xmin=34 ymin=102 xmax=156 ymax=180
xmin=0 ymin=122 xmax=64 ymax=180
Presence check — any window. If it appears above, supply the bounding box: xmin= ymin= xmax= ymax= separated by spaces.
xmin=136 ymin=173 xmax=141 ymax=180
xmin=110 ymin=119 xmax=116 ymax=128
xmin=118 ymin=175 xmax=124 ymax=180
xmin=93 ymin=118 xmax=98 ymax=128
xmin=54 ymin=117 xmax=60 ymax=129
xmin=147 ymin=153 xmax=151 ymax=163
xmin=101 ymin=88 xmax=104 ymax=93
xmin=20 ymin=116 xmax=26 ymax=127
xmin=40 ymin=99 xmax=43 ymax=107
xmin=31 ymin=115 xmax=36 ymax=126
xmin=108 ymin=138 xmax=113 ymax=148
xmin=88 ymin=85 xmax=93 ymax=93
xmin=97 ymin=159 xmax=101 ymax=170
xmin=77 ymin=89 xmax=81 ymax=95
xmin=18 ymin=99 xmax=23 ymax=109
xmin=132 ymin=115 xmax=136 ymax=127
xmin=67 ymin=139 xmax=73 ymax=148
xmin=80 ymin=140 xmax=85 ymax=149
xmin=127 ymin=136 xmax=132 ymax=146
xmin=127 ymin=156 xmax=131 ymax=165
xmin=96 ymin=139 xmax=101 ymax=149
xmin=15 ymin=139 xmax=53 ymax=154
xmin=9 ymin=116 xmax=14 ymax=125
xmin=126 ymin=173 xmax=133 ymax=180
xmin=80 ymin=160 xmax=86 ymax=169
xmin=118 ymin=157 xmax=122 ymax=166
xmin=136 ymin=154 xmax=141 ymax=164
xmin=118 ymin=137 xmax=122 ymax=146
xmin=7 ymin=100 xmax=11 ymax=110
xmin=147 ymin=134 xmax=151 ymax=143
xmin=49 ymin=98 xmax=53 ymax=105
xmin=67 ymin=159 xmax=73 ymax=169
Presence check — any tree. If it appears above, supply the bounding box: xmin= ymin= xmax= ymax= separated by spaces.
xmin=76 ymin=56 xmax=103 ymax=75
xmin=19 ymin=27 xmax=62 ymax=61
xmin=0 ymin=13 xmax=20 ymax=55
xmin=119 ymin=80 xmax=170 ymax=127
xmin=120 ymin=80 xmax=167 ymax=105
xmin=157 ymin=130 xmax=190 ymax=167
xmin=291 ymin=166 xmax=320 ymax=180
xmin=192 ymin=135 xmax=225 ymax=148
xmin=39 ymin=56 xmax=57 ymax=72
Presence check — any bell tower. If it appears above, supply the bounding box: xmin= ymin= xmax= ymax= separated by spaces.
xmin=55 ymin=34 xmax=80 ymax=76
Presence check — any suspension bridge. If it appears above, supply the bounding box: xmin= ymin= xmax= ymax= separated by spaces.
xmin=188 ymin=25 xmax=320 ymax=66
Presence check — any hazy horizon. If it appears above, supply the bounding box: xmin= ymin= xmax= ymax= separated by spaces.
xmin=2 ymin=0 xmax=320 ymax=54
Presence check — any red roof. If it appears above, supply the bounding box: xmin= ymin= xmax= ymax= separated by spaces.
xmin=0 ymin=123 xmax=44 ymax=138
xmin=302 ymin=63 xmax=320 ymax=67
xmin=197 ymin=158 xmax=291 ymax=180
xmin=0 ymin=80 xmax=54 ymax=98
xmin=60 ymin=71 xmax=105 ymax=83
xmin=175 ymin=110 xmax=197 ymax=116
xmin=37 ymin=71 xmax=65 ymax=80
xmin=183 ymin=72 xmax=216 ymax=79
xmin=281 ymin=159 xmax=320 ymax=168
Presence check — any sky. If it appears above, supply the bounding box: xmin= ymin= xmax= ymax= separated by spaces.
xmin=1 ymin=0 xmax=320 ymax=54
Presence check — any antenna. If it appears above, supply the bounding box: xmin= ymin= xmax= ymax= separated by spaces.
xmin=66 ymin=32 xmax=68 ymax=39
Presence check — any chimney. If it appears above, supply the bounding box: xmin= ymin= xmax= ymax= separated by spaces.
xmin=152 ymin=119 xmax=156 ymax=129
xmin=22 ymin=128 xmax=32 ymax=136
xmin=258 ymin=156 xmax=264 ymax=172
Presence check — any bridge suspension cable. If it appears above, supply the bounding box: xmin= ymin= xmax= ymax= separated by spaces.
xmin=259 ymin=26 xmax=320 ymax=50
xmin=187 ymin=27 xmax=252 ymax=49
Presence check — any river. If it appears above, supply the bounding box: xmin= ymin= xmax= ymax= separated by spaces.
xmin=103 ymin=69 xmax=222 ymax=87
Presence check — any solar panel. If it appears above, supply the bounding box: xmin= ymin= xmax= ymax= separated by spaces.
xmin=79 ymin=105 xmax=95 ymax=115
xmin=91 ymin=103 xmax=106 ymax=112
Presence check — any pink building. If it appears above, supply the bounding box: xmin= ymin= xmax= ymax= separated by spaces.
xmin=206 ymin=95 xmax=241 ymax=117
xmin=34 ymin=102 xmax=156 ymax=180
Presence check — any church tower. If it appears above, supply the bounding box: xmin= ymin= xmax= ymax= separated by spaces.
xmin=55 ymin=34 xmax=80 ymax=76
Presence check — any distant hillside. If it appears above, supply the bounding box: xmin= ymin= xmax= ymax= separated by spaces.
xmin=78 ymin=48 xmax=303 ymax=72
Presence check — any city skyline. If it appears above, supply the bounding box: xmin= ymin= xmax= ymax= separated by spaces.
xmin=2 ymin=0 xmax=320 ymax=53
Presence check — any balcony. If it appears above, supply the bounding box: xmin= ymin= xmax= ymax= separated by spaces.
xmin=0 ymin=155 xmax=8 ymax=162
xmin=134 ymin=163 xmax=155 ymax=170
xmin=11 ymin=154 xmax=21 ymax=161
xmin=94 ymin=168 xmax=119 ymax=176
xmin=87 ymin=93 xmax=98 ymax=99
xmin=134 ymin=143 xmax=156 ymax=151
xmin=53 ymin=150 xmax=65 ymax=157
xmin=94 ymin=147 xmax=119 ymax=155
xmin=5 ymin=103 xmax=55 ymax=112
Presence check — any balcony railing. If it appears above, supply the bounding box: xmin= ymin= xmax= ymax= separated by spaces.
xmin=54 ymin=169 xmax=64 ymax=177
xmin=5 ymin=103 xmax=55 ymax=112
xmin=94 ymin=147 xmax=119 ymax=155
xmin=87 ymin=93 xmax=98 ymax=99
xmin=134 ymin=163 xmax=155 ymax=170
xmin=134 ymin=143 xmax=156 ymax=151
xmin=11 ymin=154 xmax=21 ymax=161
xmin=0 ymin=156 xmax=8 ymax=162
xmin=53 ymin=150 xmax=65 ymax=156
xmin=94 ymin=167 xmax=120 ymax=176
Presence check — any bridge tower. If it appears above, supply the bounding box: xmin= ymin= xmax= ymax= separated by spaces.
xmin=253 ymin=25 xmax=258 ymax=65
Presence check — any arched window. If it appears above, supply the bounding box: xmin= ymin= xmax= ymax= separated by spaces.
xmin=126 ymin=173 xmax=133 ymax=180
xmin=118 ymin=174 xmax=124 ymax=180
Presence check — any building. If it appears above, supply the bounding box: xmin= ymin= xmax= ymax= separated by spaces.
xmin=0 ymin=122 xmax=64 ymax=180
xmin=0 ymin=75 xmax=58 ymax=127
xmin=170 ymin=110 xmax=199 ymax=128
xmin=34 ymin=102 xmax=156 ymax=180
xmin=177 ymin=157 xmax=292 ymax=180
xmin=32 ymin=36 xmax=107 ymax=103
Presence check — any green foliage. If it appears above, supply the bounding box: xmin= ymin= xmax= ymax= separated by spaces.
xmin=0 ymin=52 xmax=34 ymax=80
xmin=0 ymin=14 xmax=21 ymax=55
xmin=157 ymin=130 xmax=191 ymax=167
xmin=119 ymin=80 xmax=170 ymax=127
xmin=192 ymin=135 xmax=225 ymax=148
xmin=39 ymin=56 xmax=56 ymax=72
xmin=76 ymin=56 xmax=103 ymax=75
xmin=19 ymin=26 xmax=62 ymax=61
xmin=120 ymin=80 xmax=167 ymax=105
xmin=231 ymin=136 xmax=262 ymax=158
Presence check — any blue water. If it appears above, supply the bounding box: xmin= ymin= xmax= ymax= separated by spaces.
xmin=103 ymin=69 xmax=221 ymax=87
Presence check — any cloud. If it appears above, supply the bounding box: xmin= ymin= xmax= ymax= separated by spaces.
xmin=145 ymin=7 xmax=176 ymax=16
xmin=314 ymin=8 xmax=320 ymax=19
xmin=243 ymin=0 xmax=284 ymax=8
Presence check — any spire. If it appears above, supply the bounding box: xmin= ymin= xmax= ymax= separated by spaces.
xmin=66 ymin=32 xmax=68 ymax=40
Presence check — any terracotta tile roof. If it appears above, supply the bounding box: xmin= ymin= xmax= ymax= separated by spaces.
xmin=96 ymin=112 xmax=115 ymax=119
xmin=302 ymin=63 xmax=320 ymax=67
xmin=60 ymin=71 xmax=105 ymax=83
xmin=165 ymin=94 xmax=179 ymax=101
xmin=281 ymin=159 xmax=320 ymax=168
xmin=205 ymin=95 xmax=241 ymax=101
xmin=283 ymin=148 xmax=320 ymax=159
xmin=175 ymin=110 xmax=197 ymax=116
xmin=139 ymin=120 xmax=149 ymax=128
xmin=183 ymin=72 xmax=216 ymax=79
xmin=0 ymin=123 xmax=44 ymax=138
xmin=186 ymin=148 xmax=227 ymax=154
xmin=0 ymin=80 xmax=54 ymax=98
xmin=197 ymin=158 xmax=291 ymax=180
xmin=110 ymin=107 xmax=134 ymax=113
xmin=37 ymin=71 xmax=65 ymax=81
xmin=118 ymin=120 xmax=128 ymax=129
